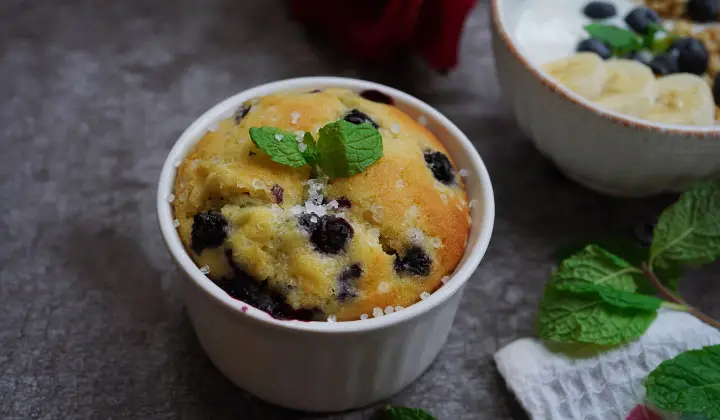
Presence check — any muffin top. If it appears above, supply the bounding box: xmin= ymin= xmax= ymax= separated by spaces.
xmin=172 ymin=88 xmax=471 ymax=321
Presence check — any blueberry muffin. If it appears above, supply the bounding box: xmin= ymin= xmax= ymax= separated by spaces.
xmin=172 ymin=88 xmax=471 ymax=321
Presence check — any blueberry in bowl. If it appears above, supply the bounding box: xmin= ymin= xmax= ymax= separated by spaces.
xmin=686 ymin=0 xmax=719 ymax=23
xmin=582 ymin=1 xmax=617 ymax=20
xmin=649 ymin=52 xmax=679 ymax=76
xmin=577 ymin=38 xmax=612 ymax=59
xmin=624 ymin=7 xmax=661 ymax=34
xmin=157 ymin=77 xmax=495 ymax=412
xmin=668 ymin=37 xmax=709 ymax=75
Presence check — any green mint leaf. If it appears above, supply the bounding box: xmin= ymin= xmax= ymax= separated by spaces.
xmin=551 ymin=245 xmax=645 ymax=293
xmin=584 ymin=23 xmax=642 ymax=54
xmin=653 ymin=258 xmax=683 ymax=292
xmin=651 ymin=180 xmax=720 ymax=267
xmin=554 ymin=236 xmax=682 ymax=293
xmin=553 ymin=282 xmax=664 ymax=311
xmin=537 ymin=285 xmax=658 ymax=345
xmin=538 ymin=245 xmax=661 ymax=346
xmin=380 ymin=405 xmax=436 ymax=420
xmin=316 ymin=120 xmax=383 ymax=178
xmin=643 ymin=23 xmax=674 ymax=52
xmin=249 ymin=127 xmax=307 ymax=168
xmin=646 ymin=344 xmax=720 ymax=420
xmin=650 ymin=35 xmax=676 ymax=54
xmin=301 ymin=132 xmax=319 ymax=165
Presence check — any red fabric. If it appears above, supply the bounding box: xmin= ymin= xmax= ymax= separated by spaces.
xmin=290 ymin=0 xmax=477 ymax=71
xmin=626 ymin=405 xmax=663 ymax=420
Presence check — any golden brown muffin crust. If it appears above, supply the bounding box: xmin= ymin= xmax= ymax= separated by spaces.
xmin=173 ymin=88 xmax=471 ymax=321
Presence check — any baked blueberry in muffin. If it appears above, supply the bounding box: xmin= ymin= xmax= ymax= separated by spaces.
xmin=172 ymin=88 xmax=471 ymax=321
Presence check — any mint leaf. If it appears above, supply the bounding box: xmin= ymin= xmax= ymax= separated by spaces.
xmin=650 ymin=34 xmax=676 ymax=54
xmin=249 ymin=127 xmax=307 ymax=168
xmin=552 ymin=245 xmax=646 ymax=292
xmin=538 ymin=245 xmax=661 ymax=345
xmin=316 ymin=120 xmax=383 ymax=178
xmin=301 ymin=132 xmax=319 ymax=165
xmin=380 ymin=405 xmax=436 ymax=420
xmin=555 ymin=236 xmax=682 ymax=293
xmin=651 ymin=180 xmax=720 ymax=267
xmin=584 ymin=23 xmax=642 ymax=54
xmin=537 ymin=285 xmax=658 ymax=345
xmin=553 ymin=283 xmax=664 ymax=310
xmin=646 ymin=344 xmax=720 ymax=420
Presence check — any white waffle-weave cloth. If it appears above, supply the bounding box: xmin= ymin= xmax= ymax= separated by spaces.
xmin=494 ymin=311 xmax=720 ymax=420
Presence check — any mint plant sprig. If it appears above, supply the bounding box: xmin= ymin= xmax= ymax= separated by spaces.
xmin=249 ymin=119 xmax=383 ymax=179
xmin=536 ymin=180 xmax=720 ymax=347
xmin=583 ymin=23 xmax=678 ymax=57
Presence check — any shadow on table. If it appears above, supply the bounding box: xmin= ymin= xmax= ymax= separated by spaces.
xmin=495 ymin=367 xmax=531 ymax=420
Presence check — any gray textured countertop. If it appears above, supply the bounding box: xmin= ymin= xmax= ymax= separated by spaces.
xmin=2 ymin=1 xmax=718 ymax=419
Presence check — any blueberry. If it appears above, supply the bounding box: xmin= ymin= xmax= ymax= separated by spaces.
xmin=302 ymin=215 xmax=354 ymax=254
xmin=335 ymin=197 xmax=352 ymax=209
xmin=648 ymin=53 xmax=679 ymax=76
xmin=233 ymin=105 xmax=251 ymax=124
xmin=296 ymin=213 xmax=315 ymax=231
xmin=713 ymin=74 xmax=720 ymax=105
xmin=360 ymin=89 xmax=394 ymax=105
xmin=394 ymin=246 xmax=432 ymax=277
xmin=271 ymin=184 xmax=284 ymax=204
xmin=576 ymin=38 xmax=612 ymax=60
xmin=669 ymin=37 xmax=709 ymax=75
xmin=624 ymin=7 xmax=660 ymax=34
xmin=191 ymin=211 xmax=228 ymax=253
xmin=222 ymin=250 xmax=322 ymax=321
xmin=424 ymin=150 xmax=455 ymax=184
xmin=337 ymin=263 xmax=362 ymax=302
xmin=583 ymin=1 xmax=617 ymax=19
xmin=343 ymin=109 xmax=379 ymax=128
xmin=687 ymin=0 xmax=719 ymax=23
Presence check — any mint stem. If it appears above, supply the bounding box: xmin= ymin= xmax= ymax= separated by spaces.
xmin=661 ymin=302 xmax=689 ymax=312
xmin=641 ymin=262 xmax=720 ymax=329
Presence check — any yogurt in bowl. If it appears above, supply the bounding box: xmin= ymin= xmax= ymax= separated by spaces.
xmin=490 ymin=0 xmax=720 ymax=197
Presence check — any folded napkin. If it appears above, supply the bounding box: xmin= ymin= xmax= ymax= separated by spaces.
xmin=494 ymin=311 xmax=720 ymax=420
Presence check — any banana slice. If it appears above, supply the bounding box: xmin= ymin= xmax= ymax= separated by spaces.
xmin=642 ymin=74 xmax=715 ymax=126
xmin=542 ymin=53 xmax=607 ymax=100
xmin=593 ymin=59 xmax=657 ymax=117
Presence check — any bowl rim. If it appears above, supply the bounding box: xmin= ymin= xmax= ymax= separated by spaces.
xmin=490 ymin=0 xmax=720 ymax=138
xmin=156 ymin=76 xmax=496 ymax=334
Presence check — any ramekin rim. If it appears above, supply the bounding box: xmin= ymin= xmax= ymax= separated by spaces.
xmin=490 ymin=0 xmax=720 ymax=138
xmin=157 ymin=76 xmax=495 ymax=334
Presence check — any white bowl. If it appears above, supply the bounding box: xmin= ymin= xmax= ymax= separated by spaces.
xmin=156 ymin=77 xmax=495 ymax=412
xmin=490 ymin=0 xmax=720 ymax=197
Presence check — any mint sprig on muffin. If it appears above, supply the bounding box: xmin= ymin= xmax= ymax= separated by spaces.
xmin=249 ymin=119 xmax=383 ymax=179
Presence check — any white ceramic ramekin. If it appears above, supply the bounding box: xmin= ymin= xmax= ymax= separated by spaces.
xmin=157 ymin=77 xmax=495 ymax=412
xmin=490 ymin=0 xmax=720 ymax=197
